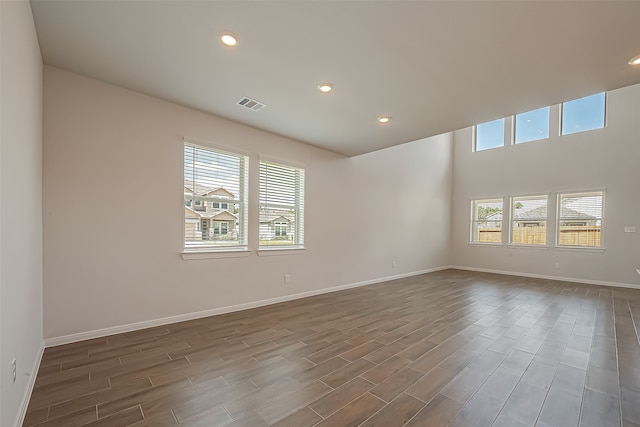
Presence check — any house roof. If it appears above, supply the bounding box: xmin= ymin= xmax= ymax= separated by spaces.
xmin=513 ymin=206 xmax=547 ymax=221
xmin=259 ymin=212 xmax=294 ymax=224
xmin=30 ymin=1 xmax=640 ymax=156
xmin=184 ymin=180 xmax=235 ymax=198
xmin=184 ymin=206 xmax=238 ymax=221
xmin=488 ymin=206 xmax=596 ymax=222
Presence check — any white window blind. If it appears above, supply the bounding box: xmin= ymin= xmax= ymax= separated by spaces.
xmin=510 ymin=195 xmax=548 ymax=245
xmin=471 ymin=198 xmax=503 ymax=243
xmin=259 ymin=160 xmax=305 ymax=248
xmin=557 ymin=191 xmax=604 ymax=247
xmin=184 ymin=142 xmax=248 ymax=250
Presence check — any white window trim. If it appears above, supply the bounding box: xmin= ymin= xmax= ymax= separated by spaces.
xmin=513 ymin=106 xmax=551 ymax=145
xmin=560 ymin=92 xmax=607 ymax=136
xmin=473 ymin=118 xmax=508 ymax=152
xmin=507 ymin=244 xmax=550 ymax=250
xmin=182 ymin=138 xmax=249 ymax=254
xmin=555 ymin=189 xmax=606 ymax=249
xmin=508 ymin=193 xmax=549 ymax=246
xmin=258 ymin=155 xmax=305 ymax=251
xmin=469 ymin=197 xmax=505 ymax=244
xmin=181 ymin=249 xmax=251 ymax=260
xmin=553 ymin=246 xmax=606 ymax=253
xmin=257 ymin=247 xmax=306 ymax=257
xmin=468 ymin=242 xmax=503 ymax=247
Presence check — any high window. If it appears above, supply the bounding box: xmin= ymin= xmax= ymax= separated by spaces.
xmin=259 ymin=160 xmax=305 ymax=248
xmin=561 ymin=93 xmax=606 ymax=135
xmin=515 ymin=107 xmax=550 ymax=144
xmin=474 ymin=118 xmax=505 ymax=151
xmin=557 ymin=191 xmax=604 ymax=248
xmin=471 ymin=198 xmax=503 ymax=243
xmin=510 ymin=195 xmax=548 ymax=245
xmin=184 ymin=142 xmax=248 ymax=250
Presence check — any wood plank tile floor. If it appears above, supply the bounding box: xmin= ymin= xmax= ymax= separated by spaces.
xmin=24 ymin=269 xmax=640 ymax=426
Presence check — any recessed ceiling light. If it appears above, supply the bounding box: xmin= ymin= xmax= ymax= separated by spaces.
xmin=318 ymin=83 xmax=333 ymax=93
xmin=377 ymin=115 xmax=391 ymax=124
xmin=220 ymin=33 xmax=238 ymax=47
xmin=629 ymin=54 xmax=640 ymax=65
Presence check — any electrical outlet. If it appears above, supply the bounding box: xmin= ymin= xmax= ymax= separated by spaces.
xmin=284 ymin=274 xmax=291 ymax=284
xmin=555 ymin=263 xmax=560 ymax=269
xmin=11 ymin=358 xmax=16 ymax=384
xmin=392 ymin=261 xmax=397 ymax=268
xmin=624 ymin=226 xmax=636 ymax=233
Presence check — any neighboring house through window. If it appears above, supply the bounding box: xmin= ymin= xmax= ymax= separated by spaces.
xmin=557 ymin=191 xmax=604 ymax=248
xmin=259 ymin=160 xmax=305 ymax=248
xmin=184 ymin=142 xmax=248 ymax=250
xmin=510 ymin=195 xmax=548 ymax=245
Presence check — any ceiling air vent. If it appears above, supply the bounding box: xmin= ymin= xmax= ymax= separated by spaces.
xmin=237 ymin=96 xmax=266 ymax=111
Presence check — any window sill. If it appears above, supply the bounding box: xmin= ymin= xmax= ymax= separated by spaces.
xmin=553 ymin=246 xmax=606 ymax=253
xmin=468 ymin=242 xmax=503 ymax=247
xmin=181 ymin=249 xmax=251 ymax=260
xmin=257 ymin=247 xmax=306 ymax=257
xmin=507 ymin=244 xmax=549 ymax=250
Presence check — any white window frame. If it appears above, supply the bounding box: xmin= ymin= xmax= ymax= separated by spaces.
xmin=556 ymin=190 xmax=605 ymax=250
xmin=470 ymin=197 xmax=504 ymax=245
xmin=513 ymin=107 xmax=551 ymax=145
xmin=560 ymin=92 xmax=607 ymax=136
xmin=182 ymin=139 xmax=250 ymax=258
xmin=258 ymin=157 xmax=305 ymax=252
xmin=508 ymin=194 xmax=549 ymax=247
xmin=473 ymin=118 xmax=507 ymax=152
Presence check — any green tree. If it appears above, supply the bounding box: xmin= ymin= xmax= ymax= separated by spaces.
xmin=478 ymin=206 xmax=502 ymax=223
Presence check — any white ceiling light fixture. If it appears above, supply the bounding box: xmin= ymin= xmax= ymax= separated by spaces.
xmin=220 ymin=32 xmax=238 ymax=47
xmin=629 ymin=54 xmax=640 ymax=65
xmin=318 ymin=83 xmax=334 ymax=93
xmin=377 ymin=115 xmax=391 ymax=124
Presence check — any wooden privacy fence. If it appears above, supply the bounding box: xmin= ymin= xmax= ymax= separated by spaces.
xmin=477 ymin=226 xmax=601 ymax=246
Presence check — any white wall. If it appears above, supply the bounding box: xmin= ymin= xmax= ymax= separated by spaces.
xmin=43 ymin=66 xmax=452 ymax=341
xmin=450 ymin=83 xmax=640 ymax=287
xmin=0 ymin=1 xmax=44 ymax=426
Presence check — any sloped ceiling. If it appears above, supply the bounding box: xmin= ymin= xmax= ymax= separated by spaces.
xmin=30 ymin=1 xmax=640 ymax=156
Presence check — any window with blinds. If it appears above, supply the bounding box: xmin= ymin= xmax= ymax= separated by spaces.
xmin=183 ymin=142 xmax=248 ymax=250
xmin=470 ymin=198 xmax=503 ymax=243
xmin=557 ymin=191 xmax=604 ymax=248
xmin=510 ymin=195 xmax=548 ymax=245
xmin=259 ymin=160 xmax=305 ymax=248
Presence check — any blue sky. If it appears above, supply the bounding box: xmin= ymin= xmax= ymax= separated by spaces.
xmin=515 ymin=106 xmax=550 ymax=144
xmin=562 ymin=92 xmax=606 ymax=135
xmin=476 ymin=118 xmax=505 ymax=151
xmin=476 ymin=92 xmax=605 ymax=150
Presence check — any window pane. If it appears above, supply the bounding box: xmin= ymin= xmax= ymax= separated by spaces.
xmin=184 ymin=143 xmax=248 ymax=250
xmin=471 ymin=198 xmax=503 ymax=243
xmin=515 ymin=107 xmax=550 ymax=144
xmin=557 ymin=191 xmax=604 ymax=247
xmin=561 ymin=93 xmax=605 ymax=135
xmin=259 ymin=161 xmax=305 ymax=247
xmin=475 ymin=118 xmax=505 ymax=151
xmin=511 ymin=195 xmax=547 ymax=245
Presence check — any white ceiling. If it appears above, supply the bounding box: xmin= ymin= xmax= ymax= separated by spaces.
xmin=30 ymin=1 xmax=640 ymax=157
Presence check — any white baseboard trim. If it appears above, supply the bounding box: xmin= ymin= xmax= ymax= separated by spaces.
xmin=45 ymin=266 xmax=449 ymax=347
xmin=14 ymin=341 xmax=44 ymax=427
xmin=450 ymin=265 xmax=640 ymax=290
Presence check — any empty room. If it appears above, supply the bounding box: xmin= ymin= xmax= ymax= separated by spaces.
xmin=3 ymin=1 xmax=640 ymax=426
